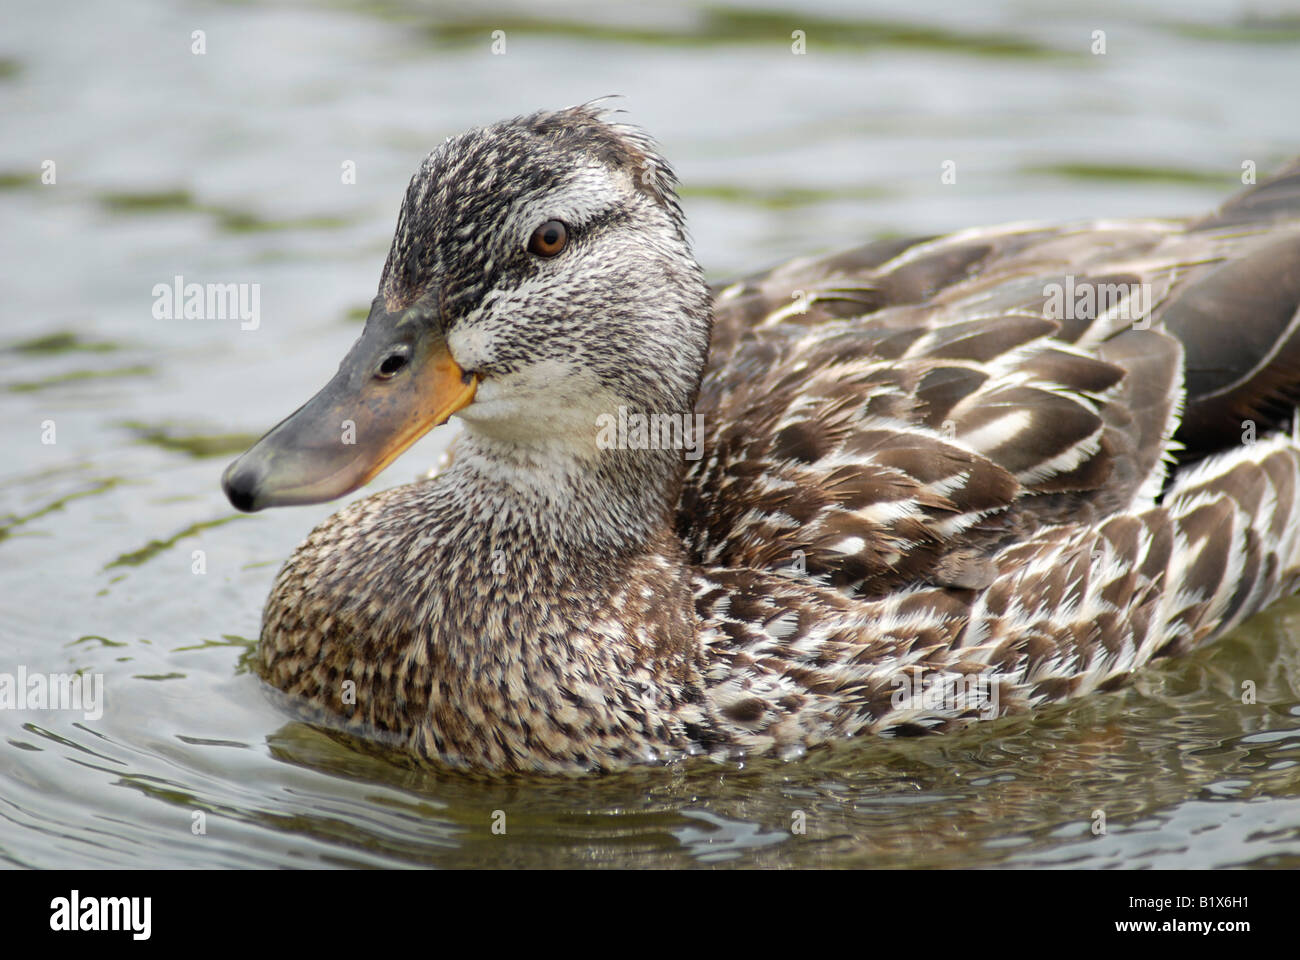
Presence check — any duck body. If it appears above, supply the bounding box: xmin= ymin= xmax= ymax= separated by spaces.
xmin=229 ymin=106 xmax=1300 ymax=773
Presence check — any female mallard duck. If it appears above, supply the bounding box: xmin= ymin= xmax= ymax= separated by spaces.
xmin=223 ymin=104 xmax=1300 ymax=773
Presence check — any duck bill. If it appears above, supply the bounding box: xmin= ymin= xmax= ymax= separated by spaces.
xmin=221 ymin=329 xmax=476 ymax=512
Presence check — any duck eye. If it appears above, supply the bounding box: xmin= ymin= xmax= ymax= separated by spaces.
xmin=376 ymin=352 xmax=408 ymax=379
xmin=527 ymin=220 xmax=568 ymax=257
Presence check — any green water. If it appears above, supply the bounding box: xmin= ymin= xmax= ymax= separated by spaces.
xmin=3 ymin=0 xmax=1300 ymax=868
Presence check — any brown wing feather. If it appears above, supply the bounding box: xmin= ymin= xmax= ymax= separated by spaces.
xmin=1164 ymin=234 xmax=1300 ymax=456
xmin=691 ymin=159 xmax=1300 ymax=602
xmin=692 ymin=438 xmax=1300 ymax=746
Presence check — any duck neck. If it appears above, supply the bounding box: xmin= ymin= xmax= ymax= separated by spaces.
xmin=444 ymin=429 xmax=686 ymax=556
xmin=417 ymin=430 xmax=701 ymax=706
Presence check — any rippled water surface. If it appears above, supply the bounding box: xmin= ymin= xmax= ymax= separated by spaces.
xmin=3 ymin=0 xmax=1300 ymax=868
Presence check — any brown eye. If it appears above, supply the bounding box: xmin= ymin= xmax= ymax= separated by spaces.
xmin=527 ymin=220 xmax=568 ymax=257
xmin=376 ymin=353 xmax=407 ymax=378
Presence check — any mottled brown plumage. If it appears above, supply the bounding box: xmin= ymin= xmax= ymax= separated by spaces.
xmin=237 ymin=106 xmax=1300 ymax=773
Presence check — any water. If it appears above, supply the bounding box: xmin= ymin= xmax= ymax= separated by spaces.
xmin=3 ymin=0 xmax=1300 ymax=868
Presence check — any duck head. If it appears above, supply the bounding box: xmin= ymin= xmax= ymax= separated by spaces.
xmin=222 ymin=103 xmax=711 ymax=512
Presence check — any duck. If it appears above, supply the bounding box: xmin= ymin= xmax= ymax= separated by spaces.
xmin=222 ymin=103 xmax=1300 ymax=773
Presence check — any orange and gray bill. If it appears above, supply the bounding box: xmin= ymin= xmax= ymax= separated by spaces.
xmin=222 ymin=307 xmax=475 ymax=512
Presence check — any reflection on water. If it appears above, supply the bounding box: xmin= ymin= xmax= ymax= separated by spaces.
xmin=2 ymin=0 xmax=1300 ymax=868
